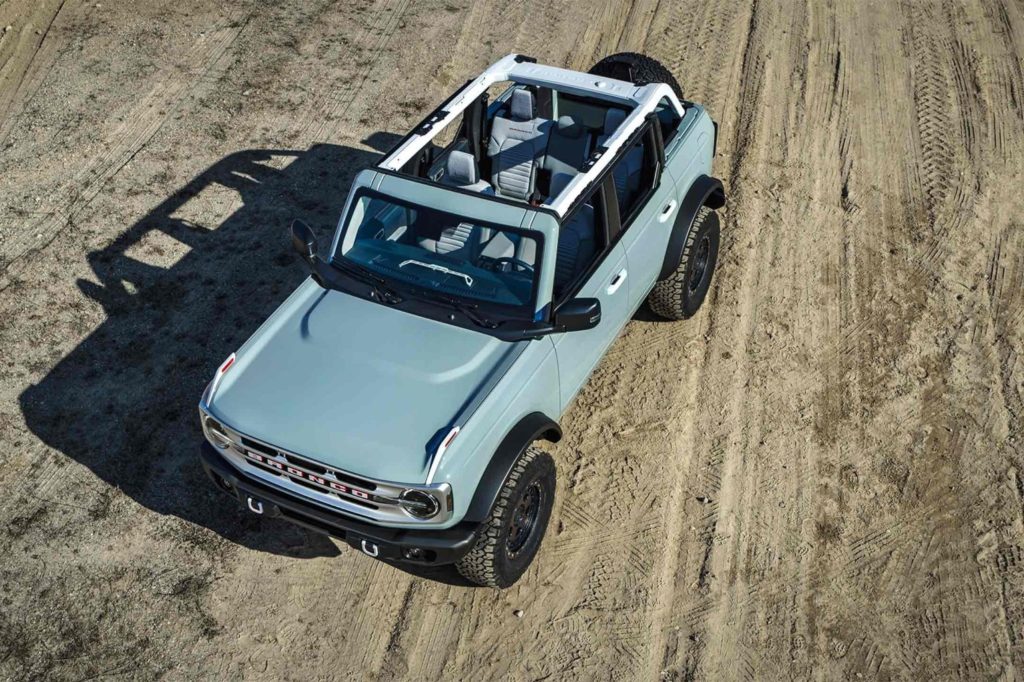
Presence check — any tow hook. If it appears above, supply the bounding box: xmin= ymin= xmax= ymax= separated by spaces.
xmin=360 ymin=539 xmax=379 ymax=557
xmin=246 ymin=496 xmax=264 ymax=515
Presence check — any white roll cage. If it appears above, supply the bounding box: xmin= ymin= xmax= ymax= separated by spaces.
xmin=378 ymin=53 xmax=686 ymax=217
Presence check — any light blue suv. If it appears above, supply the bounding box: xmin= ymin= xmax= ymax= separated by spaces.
xmin=198 ymin=53 xmax=726 ymax=587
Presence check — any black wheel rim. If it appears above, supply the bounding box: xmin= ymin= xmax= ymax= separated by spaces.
xmin=688 ymin=236 xmax=711 ymax=293
xmin=506 ymin=483 xmax=542 ymax=557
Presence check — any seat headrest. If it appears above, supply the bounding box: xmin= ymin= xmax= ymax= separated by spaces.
xmin=556 ymin=115 xmax=584 ymax=139
xmin=445 ymin=150 xmax=479 ymax=185
xmin=603 ymin=108 xmax=627 ymax=135
xmin=510 ymin=88 xmax=535 ymax=121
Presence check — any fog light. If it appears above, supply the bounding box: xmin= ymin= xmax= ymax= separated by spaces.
xmin=398 ymin=490 xmax=440 ymax=519
xmin=212 ymin=472 xmax=233 ymax=494
xmin=403 ymin=547 xmax=424 ymax=559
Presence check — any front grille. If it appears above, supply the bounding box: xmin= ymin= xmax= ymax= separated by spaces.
xmin=240 ymin=437 xmax=276 ymax=458
xmin=242 ymin=454 xmax=378 ymax=509
xmin=239 ymin=436 xmax=377 ymax=491
xmin=200 ymin=406 xmax=452 ymax=526
xmin=282 ymin=452 xmax=327 ymax=475
xmin=287 ymin=473 xmax=378 ymax=509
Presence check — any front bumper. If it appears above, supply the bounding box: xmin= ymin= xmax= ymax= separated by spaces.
xmin=200 ymin=442 xmax=478 ymax=565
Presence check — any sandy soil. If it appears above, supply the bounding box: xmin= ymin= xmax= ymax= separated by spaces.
xmin=1 ymin=0 xmax=1023 ymax=679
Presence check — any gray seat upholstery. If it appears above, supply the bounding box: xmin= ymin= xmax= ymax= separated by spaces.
xmin=542 ymin=115 xmax=590 ymax=198
xmin=479 ymin=229 xmax=536 ymax=265
xmin=487 ymin=89 xmax=551 ymax=200
xmin=441 ymin=150 xmax=494 ymax=194
xmin=599 ymin=107 xmax=627 ymax=142
xmin=417 ymin=222 xmax=477 ymax=257
xmin=416 ymin=153 xmax=493 ymax=256
xmin=597 ymin=108 xmax=644 ymax=211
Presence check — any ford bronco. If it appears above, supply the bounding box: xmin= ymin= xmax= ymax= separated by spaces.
xmin=198 ymin=53 xmax=726 ymax=587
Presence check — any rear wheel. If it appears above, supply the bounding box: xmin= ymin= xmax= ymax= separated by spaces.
xmin=455 ymin=446 xmax=555 ymax=588
xmin=589 ymin=52 xmax=683 ymax=98
xmin=648 ymin=206 xmax=720 ymax=320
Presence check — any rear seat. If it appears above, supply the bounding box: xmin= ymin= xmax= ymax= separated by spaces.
xmin=597 ymin=108 xmax=644 ymax=209
xmin=541 ymin=115 xmax=590 ymax=196
xmin=487 ymin=89 xmax=551 ymax=200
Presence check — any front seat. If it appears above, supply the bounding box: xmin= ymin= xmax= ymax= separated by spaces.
xmin=487 ymin=88 xmax=551 ymax=200
xmin=414 ymin=152 xmax=493 ymax=257
xmin=441 ymin=150 xmax=494 ymax=194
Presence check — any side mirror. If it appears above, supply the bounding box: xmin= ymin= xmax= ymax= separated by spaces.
xmin=291 ymin=220 xmax=318 ymax=263
xmin=556 ymin=298 xmax=601 ymax=332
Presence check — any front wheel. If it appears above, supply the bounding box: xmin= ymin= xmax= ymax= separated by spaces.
xmin=455 ymin=446 xmax=555 ymax=588
xmin=648 ymin=206 xmax=721 ymax=320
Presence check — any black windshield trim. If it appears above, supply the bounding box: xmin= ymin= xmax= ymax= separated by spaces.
xmin=333 ymin=187 xmax=546 ymax=317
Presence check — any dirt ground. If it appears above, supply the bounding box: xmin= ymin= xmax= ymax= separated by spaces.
xmin=1 ymin=0 xmax=1023 ymax=679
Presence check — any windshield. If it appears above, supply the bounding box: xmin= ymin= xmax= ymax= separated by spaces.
xmin=335 ymin=192 xmax=540 ymax=309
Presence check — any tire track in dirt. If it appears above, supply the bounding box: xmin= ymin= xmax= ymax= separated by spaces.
xmin=0 ymin=0 xmax=69 ymax=143
xmin=300 ymin=0 xmax=412 ymax=144
xmin=637 ymin=1 xmax=772 ymax=677
xmin=638 ymin=0 xmax=1013 ymax=677
xmin=0 ymin=13 xmax=250 ymax=285
xmin=904 ymin=2 xmax=958 ymax=214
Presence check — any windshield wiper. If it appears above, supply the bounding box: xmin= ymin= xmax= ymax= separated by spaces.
xmin=329 ymin=259 xmax=403 ymax=304
xmin=412 ymin=289 xmax=498 ymax=329
xmin=398 ymin=259 xmax=474 ymax=287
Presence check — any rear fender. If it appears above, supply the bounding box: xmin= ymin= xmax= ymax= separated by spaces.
xmin=658 ymin=175 xmax=725 ymax=280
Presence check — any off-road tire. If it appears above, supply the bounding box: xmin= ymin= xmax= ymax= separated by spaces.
xmin=649 ymin=206 xmax=720 ymax=320
xmin=589 ymin=52 xmax=683 ymax=98
xmin=455 ymin=446 xmax=555 ymax=588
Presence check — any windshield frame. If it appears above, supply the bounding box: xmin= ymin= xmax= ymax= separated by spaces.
xmin=330 ymin=186 xmax=547 ymax=319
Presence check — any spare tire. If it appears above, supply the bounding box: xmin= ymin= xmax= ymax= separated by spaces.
xmin=588 ymin=52 xmax=683 ymax=98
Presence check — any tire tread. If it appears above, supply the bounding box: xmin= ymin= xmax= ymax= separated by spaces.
xmin=649 ymin=206 xmax=717 ymax=320
xmin=455 ymin=446 xmax=552 ymax=588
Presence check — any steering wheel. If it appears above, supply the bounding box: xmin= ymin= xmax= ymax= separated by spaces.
xmin=491 ymin=257 xmax=534 ymax=274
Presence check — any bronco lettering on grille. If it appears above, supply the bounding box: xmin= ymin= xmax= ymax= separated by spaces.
xmin=244 ymin=451 xmax=371 ymax=500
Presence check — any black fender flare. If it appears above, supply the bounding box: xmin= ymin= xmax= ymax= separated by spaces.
xmin=658 ymin=175 xmax=726 ymax=281
xmin=463 ymin=412 xmax=561 ymax=524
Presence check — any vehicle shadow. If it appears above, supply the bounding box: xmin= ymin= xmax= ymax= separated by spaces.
xmin=19 ymin=137 xmax=401 ymax=558
xmin=385 ymin=561 xmax=477 ymax=587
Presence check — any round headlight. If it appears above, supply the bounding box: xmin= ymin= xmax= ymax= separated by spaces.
xmin=398 ymin=490 xmax=440 ymax=519
xmin=204 ymin=417 xmax=232 ymax=449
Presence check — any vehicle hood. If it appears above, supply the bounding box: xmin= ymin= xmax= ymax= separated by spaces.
xmin=206 ymin=278 xmax=514 ymax=483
